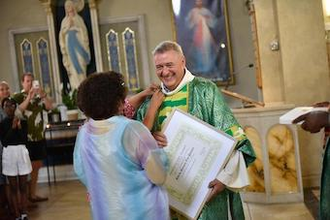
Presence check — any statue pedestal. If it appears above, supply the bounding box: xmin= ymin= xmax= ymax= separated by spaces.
xmin=233 ymin=104 xmax=304 ymax=203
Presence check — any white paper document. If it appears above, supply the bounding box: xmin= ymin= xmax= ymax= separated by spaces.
xmin=279 ymin=107 xmax=328 ymax=124
xmin=162 ymin=109 xmax=237 ymax=220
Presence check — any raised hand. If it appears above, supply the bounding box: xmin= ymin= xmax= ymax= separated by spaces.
xmin=293 ymin=111 xmax=329 ymax=133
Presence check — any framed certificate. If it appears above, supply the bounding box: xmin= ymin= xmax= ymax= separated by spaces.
xmin=162 ymin=109 xmax=237 ymax=220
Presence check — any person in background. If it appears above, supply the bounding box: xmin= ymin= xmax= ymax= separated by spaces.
xmin=0 ymin=81 xmax=14 ymax=217
xmin=136 ymin=41 xmax=256 ymax=220
xmin=13 ymin=73 xmax=53 ymax=203
xmin=0 ymin=81 xmax=10 ymax=119
xmin=73 ymin=71 xmax=169 ymax=219
xmin=0 ymin=97 xmax=32 ymax=220
xmin=293 ymin=103 xmax=330 ymax=220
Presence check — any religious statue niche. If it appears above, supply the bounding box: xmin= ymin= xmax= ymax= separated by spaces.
xmin=55 ymin=0 xmax=96 ymax=92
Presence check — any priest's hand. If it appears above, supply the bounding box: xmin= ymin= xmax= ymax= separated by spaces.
xmin=152 ymin=131 xmax=167 ymax=147
xmin=206 ymin=179 xmax=226 ymax=203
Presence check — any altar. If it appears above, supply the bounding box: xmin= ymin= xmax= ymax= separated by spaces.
xmin=233 ymin=104 xmax=305 ymax=203
xmin=44 ymin=119 xmax=85 ymax=184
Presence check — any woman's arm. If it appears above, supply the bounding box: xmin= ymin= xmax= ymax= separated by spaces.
xmin=123 ymin=121 xmax=168 ymax=185
xmin=143 ymin=90 xmax=164 ymax=130
xmin=124 ymin=83 xmax=159 ymax=119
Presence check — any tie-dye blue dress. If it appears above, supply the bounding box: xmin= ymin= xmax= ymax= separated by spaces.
xmin=74 ymin=116 xmax=169 ymax=220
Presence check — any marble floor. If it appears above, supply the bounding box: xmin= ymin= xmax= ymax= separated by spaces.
xmin=1 ymin=180 xmax=319 ymax=220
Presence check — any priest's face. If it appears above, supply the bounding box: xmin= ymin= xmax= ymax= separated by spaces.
xmin=154 ymin=50 xmax=186 ymax=91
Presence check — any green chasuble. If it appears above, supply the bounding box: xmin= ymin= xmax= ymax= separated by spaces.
xmin=320 ymin=138 xmax=330 ymax=219
xmin=137 ymin=77 xmax=256 ymax=220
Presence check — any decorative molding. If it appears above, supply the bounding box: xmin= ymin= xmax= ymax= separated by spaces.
xmin=100 ymin=15 xmax=151 ymax=89
xmin=37 ymin=37 xmax=54 ymax=97
xmin=20 ymin=39 xmax=35 ymax=74
xmin=106 ymin=29 xmax=122 ymax=73
xmin=8 ymin=26 xmax=48 ymax=93
xmin=122 ymin=28 xmax=140 ymax=91
xmin=39 ymin=1 xmax=62 ymax=103
xmin=89 ymin=1 xmax=103 ymax=72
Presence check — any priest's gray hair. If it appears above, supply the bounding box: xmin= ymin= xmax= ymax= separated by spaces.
xmin=152 ymin=41 xmax=184 ymax=56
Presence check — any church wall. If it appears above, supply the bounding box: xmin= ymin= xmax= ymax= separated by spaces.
xmin=255 ymin=0 xmax=330 ymax=105
xmin=254 ymin=0 xmax=285 ymax=104
xmin=97 ymin=0 xmax=173 ymax=84
xmin=0 ymin=0 xmax=259 ymax=108
xmin=276 ymin=0 xmax=330 ymax=105
xmin=0 ymin=0 xmax=47 ymax=92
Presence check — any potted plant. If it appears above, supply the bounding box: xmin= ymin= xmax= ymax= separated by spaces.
xmin=48 ymin=107 xmax=61 ymax=123
xmin=62 ymin=89 xmax=79 ymax=120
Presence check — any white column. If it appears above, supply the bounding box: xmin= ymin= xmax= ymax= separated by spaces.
xmin=89 ymin=0 xmax=103 ymax=72
xmin=40 ymin=1 xmax=62 ymax=104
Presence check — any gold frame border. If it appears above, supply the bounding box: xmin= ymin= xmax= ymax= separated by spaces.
xmin=168 ymin=0 xmax=234 ymax=86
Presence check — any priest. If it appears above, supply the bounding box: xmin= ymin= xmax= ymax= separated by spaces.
xmin=136 ymin=41 xmax=256 ymax=220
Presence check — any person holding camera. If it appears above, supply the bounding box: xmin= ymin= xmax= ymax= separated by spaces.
xmin=12 ymin=73 xmax=53 ymax=203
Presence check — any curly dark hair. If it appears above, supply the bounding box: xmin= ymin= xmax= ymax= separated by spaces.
xmin=77 ymin=71 xmax=127 ymax=120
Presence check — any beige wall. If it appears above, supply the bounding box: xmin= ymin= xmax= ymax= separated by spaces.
xmin=0 ymin=0 xmax=329 ymax=106
xmin=0 ymin=0 xmax=47 ymax=92
xmin=97 ymin=0 xmax=174 ymax=84
xmin=277 ymin=0 xmax=330 ymax=105
xmin=255 ymin=0 xmax=330 ymax=105
xmin=0 ymin=0 xmax=258 ymax=108
xmin=254 ymin=0 xmax=285 ymax=103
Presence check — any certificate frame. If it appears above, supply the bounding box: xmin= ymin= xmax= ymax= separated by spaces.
xmin=162 ymin=109 xmax=237 ymax=220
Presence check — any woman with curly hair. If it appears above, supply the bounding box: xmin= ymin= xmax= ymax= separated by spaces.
xmin=73 ymin=71 xmax=169 ymax=220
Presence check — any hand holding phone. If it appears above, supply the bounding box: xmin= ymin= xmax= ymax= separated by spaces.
xmin=32 ymin=80 xmax=40 ymax=89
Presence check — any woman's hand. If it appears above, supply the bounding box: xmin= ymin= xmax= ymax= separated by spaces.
xmin=149 ymin=90 xmax=164 ymax=110
xmin=152 ymin=131 xmax=167 ymax=147
xmin=143 ymin=83 xmax=160 ymax=97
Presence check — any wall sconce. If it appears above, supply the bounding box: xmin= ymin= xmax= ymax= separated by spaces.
xmin=270 ymin=39 xmax=280 ymax=51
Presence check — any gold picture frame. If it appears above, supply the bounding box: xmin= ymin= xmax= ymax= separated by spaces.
xmin=170 ymin=0 xmax=234 ymax=85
